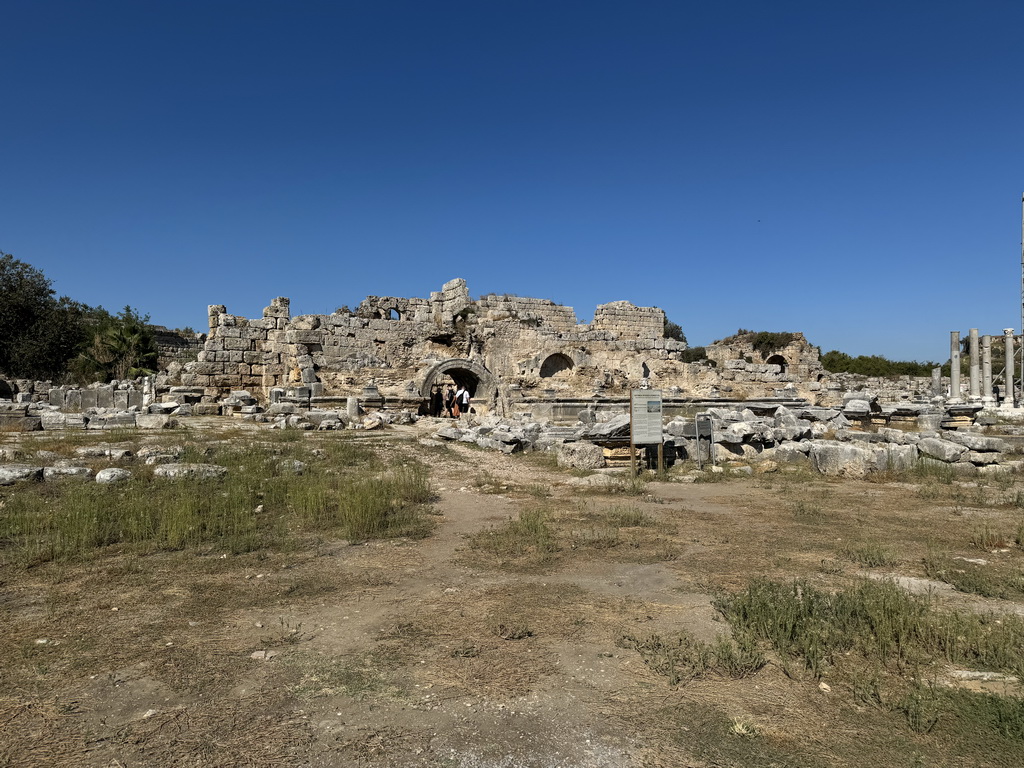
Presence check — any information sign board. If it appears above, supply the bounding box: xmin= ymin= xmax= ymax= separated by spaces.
xmin=630 ymin=389 xmax=663 ymax=444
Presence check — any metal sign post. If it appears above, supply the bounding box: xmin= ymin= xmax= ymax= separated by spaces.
xmin=630 ymin=389 xmax=664 ymax=474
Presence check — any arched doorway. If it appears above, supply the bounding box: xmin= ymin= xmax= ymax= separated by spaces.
xmin=420 ymin=358 xmax=498 ymax=411
xmin=766 ymin=354 xmax=788 ymax=374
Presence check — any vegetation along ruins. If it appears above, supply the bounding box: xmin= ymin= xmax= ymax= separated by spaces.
xmin=3 ymin=256 xmax=1024 ymax=767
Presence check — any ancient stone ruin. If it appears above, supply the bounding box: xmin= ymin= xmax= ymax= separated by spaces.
xmin=176 ymin=278 xmax=825 ymax=415
xmin=6 ymin=277 xmax=1024 ymax=484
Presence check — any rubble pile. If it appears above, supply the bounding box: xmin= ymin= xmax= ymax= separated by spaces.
xmin=430 ymin=400 xmax=1021 ymax=478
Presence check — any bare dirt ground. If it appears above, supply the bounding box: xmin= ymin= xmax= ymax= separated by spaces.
xmin=3 ymin=420 xmax=1024 ymax=767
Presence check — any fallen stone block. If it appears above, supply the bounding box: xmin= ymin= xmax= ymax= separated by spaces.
xmin=43 ymin=465 xmax=93 ymax=481
xmin=872 ymin=444 xmax=918 ymax=472
xmin=771 ymin=443 xmax=812 ymax=464
xmin=557 ymin=441 xmax=605 ymax=470
xmin=808 ymin=440 xmax=876 ymax=478
xmin=153 ymin=463 xmax=228 ymax=480
xmin=136 ymin=414 xmax=176 ymax=430
xmin=946 ymin=432 xmax=1010 ymax=453
xmin=0 ymin=464 xmax=43 ymax=485
xmin=917 ymin=437 xmax=968 ymax=463
xmin=96 ymin=468 xmax=132 ymax=484
xmin=585 ymin=414 xmax=630 ymax=439
xmin=966 ymin=451 xmax=1003 ymax=466
xmin=86 ymin=413 xmax=137 ymax=430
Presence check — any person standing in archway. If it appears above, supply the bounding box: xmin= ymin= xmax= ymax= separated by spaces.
xmin=445 ymin=385 xmax=456 ymax=418
xmin=458 ymin=385 xmax=470 ymax=416
xmin=453 ymin=384 xmax=465 ymax=417
xmin=430 ymin=385 xmax=443 ymax=417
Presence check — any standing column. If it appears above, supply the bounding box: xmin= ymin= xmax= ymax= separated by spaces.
xmin=1005 ymin=329 xmax=1016 ymax=407
xmin=950 ymin=331 xmax=961 ymax=402
xmin=969 ymin=328 xmax=981 ymax=400
xmin=982 ymin=335 xmax=994 ymax=404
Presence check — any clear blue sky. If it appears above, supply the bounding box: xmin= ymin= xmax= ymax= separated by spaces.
xmin=3 ymin=1 xmax=1022 ymax=362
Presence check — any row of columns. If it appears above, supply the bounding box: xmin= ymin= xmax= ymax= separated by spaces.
xmin=949 ymin=329 xmax=1016 ymax=406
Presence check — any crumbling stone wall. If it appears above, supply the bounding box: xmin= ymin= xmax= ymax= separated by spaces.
xmin=180 ymin=278 xmax=828 ymax=408
xmin=590 ymin=301 xmax=664 ymax=339
xmin=152 ymin=326 xmax=205 ymax=370
xmin=475 ymin=294 xmax=580 ymax=332
xmin=823 ymin=372 xmax=943 ymax=406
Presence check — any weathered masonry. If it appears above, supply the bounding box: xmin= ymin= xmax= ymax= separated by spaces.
xmin=179 ymin=278 xmax=825 ymax=413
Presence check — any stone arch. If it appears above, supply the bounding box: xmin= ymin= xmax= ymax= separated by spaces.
xmin=0 ymin=379 xmax=15 ymax=400
xmin=539 ymin=353 xmax=574 ymax=378
xmin=766 ymin=354 xmax=788 ymax=374
xmin=420 ymin=358 xmax=498 ymax=402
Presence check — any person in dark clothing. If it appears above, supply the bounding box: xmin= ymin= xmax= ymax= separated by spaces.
xmin=430 ymin=386 xmax=443 ymax=417
xmin=444 ymin=385 xmax=456 ymax=418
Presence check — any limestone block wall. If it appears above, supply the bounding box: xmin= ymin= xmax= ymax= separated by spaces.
xmin=475 ymin=294 xmax=579 ymax=332
xmin=152 ymin=326 xmax=205 ymax=369
xmin=590 ymin=301 xmax=664 ymax=340
xmin=824 ymin=373 xmax=942 ymax=405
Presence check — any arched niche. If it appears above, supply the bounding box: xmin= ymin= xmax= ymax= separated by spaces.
xmin=766 ymin=354 xmax=788 ymax=373
xmin=539 ymin=353 xmax=574 ymax=378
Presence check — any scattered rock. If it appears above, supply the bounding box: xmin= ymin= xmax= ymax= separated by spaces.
xmin=96 ymin=467 xmax=132 ymax=484
xmin=557 ymin=442 xmax=605 ymax=470
xmin=43 ymin=465 xmax=93 ymax=481
xmin=153 ymin=463 xmax=228 ymax=480
xmin=0 ymin=464 xmax=43 ymax=485
xmin=277 ymin=459 xmax=306 ymax=475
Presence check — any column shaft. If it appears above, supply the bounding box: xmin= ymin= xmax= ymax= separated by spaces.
xmin=950 ymin=331 xmax=961 ymax=401
xmin=982 ymin=335 xmax=993 ymax=401
xmin=969 ymin=328 xmax=980 ymax=399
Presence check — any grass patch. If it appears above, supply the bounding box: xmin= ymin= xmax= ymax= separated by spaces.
xmin=612 ymin=474 xmax=650 ymax=495
xmin=792 ymin=501 xmax=826 ymax=520
xmin=604 ymin=506 xmax=656 ymax=528
xmin=617 ymin=630 xmax=766 ymax=686
xmin=842 ymin=543 xmax=899 ymax=568
xmin=923 ymin=552 xmax=1024 ymax=599
xmin=972 ymin=524 xmax=1011 ymax=551
xmin=718 ymin=578 xmax=1024 ymax=678
xmin=0 ymin=438 xmax=432 ymax=565
xmin=283 ymin=651 xmax=400 ymax=700
xmin=571 ymin=525 xmax=620 ymax=549
xmin=468 ymin=507 xmax=559 ymax=561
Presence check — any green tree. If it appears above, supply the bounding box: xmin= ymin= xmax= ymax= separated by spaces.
xmin=72 ymin=307 xmax=159 ymax=383
xmin=0 ymin=253 xmax=89 ymax=379
xmin=821 ymin=349 xmax=938 ymax=377
xmin=663 ymin=318 xmax=687 ymax=344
